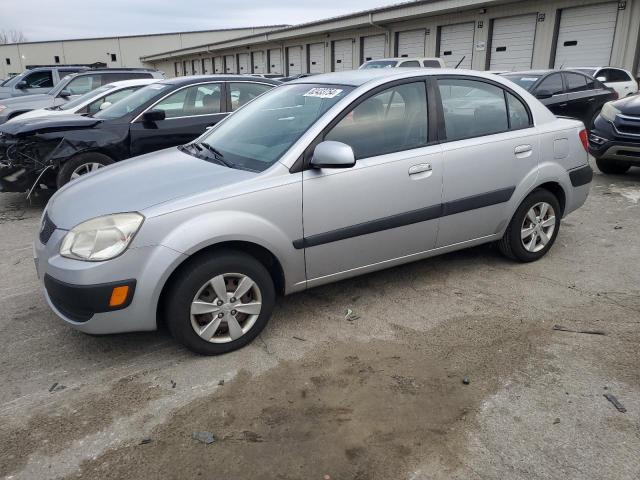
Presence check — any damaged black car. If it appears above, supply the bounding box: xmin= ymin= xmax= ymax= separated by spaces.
xmin=0 ymin=75 xmax=279 ymax=194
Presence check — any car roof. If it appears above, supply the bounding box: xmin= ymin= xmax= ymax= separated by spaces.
xmin=102 ymin=79 xmax=159 ymax=88
xmin=160 ymin=75 xmax=281 ymax=86
xmin=366 ymin=57 xmax=440 ymax=61
xmin=501 ymin=70 xmax=554 ymax=76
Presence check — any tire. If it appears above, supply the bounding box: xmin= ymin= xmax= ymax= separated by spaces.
xmin=56 ymin=152 xmax=114 ymax=188
xmin=498 ymin=189 xmax=561 ymax=263
xmin=165 ymin=250 xmax=276 ymax=355
xmin=595 ymin=158 xmax=630 ymax=175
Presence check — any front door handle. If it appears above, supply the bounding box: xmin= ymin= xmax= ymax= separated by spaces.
xmin=514 ymin=145 xmax=532 ymax=154
xmin=408 ymin=163 xmax=432 ymax=175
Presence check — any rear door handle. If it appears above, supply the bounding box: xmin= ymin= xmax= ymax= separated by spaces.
xmin=514 ymin=145 xmax=532 ymax=154
xmin=408 ymin=163 xmax=432 ymax=175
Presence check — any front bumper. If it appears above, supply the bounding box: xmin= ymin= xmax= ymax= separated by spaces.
xmin=35 ymin=227 xmax=187 ymax=334
xmin=589 ymin=116 xmax=640 ymax=166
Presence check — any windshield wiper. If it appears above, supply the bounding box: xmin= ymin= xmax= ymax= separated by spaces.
xmin=192 ymin=142 xmax=233 ymax=168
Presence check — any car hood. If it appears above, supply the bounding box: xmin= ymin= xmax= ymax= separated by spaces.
xmin=614 ymin=94 xmax=640 ymax=116
xmin=46 ymin=147 xmax=257 ymax=229
xmin=0 ymin=93 xmax=55 ymax=109
xmin=0 ymin=114 xmax=101 ymax=136
xmin=5 ymin=108 xmax=66 ymax=123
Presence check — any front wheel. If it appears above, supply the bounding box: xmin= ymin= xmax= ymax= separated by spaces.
xmin=56 ymin=152 xmax=114 ymax=188
xmin=498 ymin=189 xmax=561 ymax=262
xmin=165 ymin=250 xmax=276 ymax=355
xmin=595 ymin=158 xmax=630 ymax=175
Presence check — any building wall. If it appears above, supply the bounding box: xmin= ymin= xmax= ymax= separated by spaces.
xmin=149 ymin=0 xmax=640 ymax=78
xmin=0 ymin=27 xmax=279 ymax=78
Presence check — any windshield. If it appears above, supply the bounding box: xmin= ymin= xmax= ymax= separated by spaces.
xmin=48 ymin=74 xmax=75 ymax=96
xmin=501 ymin=74 xmax=541 ymax=91
xmin=2 ymin=71 xmax=28 ymax=87
xmin=360 ymin=60 xmax=398 ymax=69
xmin=94 ymin=83 xmax=170 ymax=119
xmin=199 ymin=83 xmax=354 ymax=172
xmin=59 ymin=84 xmax=115 ymax=111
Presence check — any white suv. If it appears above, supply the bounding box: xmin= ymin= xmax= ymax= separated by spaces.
xmin=573 ymin=67 xmax=638 ymax=98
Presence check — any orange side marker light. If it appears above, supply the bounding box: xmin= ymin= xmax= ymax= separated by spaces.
xmin=109 ymin=286 xmax=130 ymax=307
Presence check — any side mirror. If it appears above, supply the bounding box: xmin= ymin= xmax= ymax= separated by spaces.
xmin=141 ymin=109 xmax=166 ymax=123
xmin=596 ymin=76 xmax=607 ymax=82
xmin=310 ymin=141 xmax=355 ymax=169
xmin=16 ymin=81 xmax=27 ymax=89
xmin=535 ymin=89 xmax=553 ymax=100
xmin=99 ymin=101 xmax=112 ymax=111
xmin=58 ymin=90 xmax=72 ymax=98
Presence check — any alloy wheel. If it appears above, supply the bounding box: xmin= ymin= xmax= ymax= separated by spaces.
xmin=70 ymin=162 xmax=105 ymax=180
xmin=521 ymin=202 xmax=556 ymax=253
xmin=190 ymin=273 xmax=262 ymax=343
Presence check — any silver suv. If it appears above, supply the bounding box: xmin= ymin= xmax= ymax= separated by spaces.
xmin=34 ymin=69 xmax=593 ymax=355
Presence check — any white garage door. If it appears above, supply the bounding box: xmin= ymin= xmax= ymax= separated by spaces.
xmin=439 ymin=22 xmax=475 ymax=69
xmin=191 ymin=59 xmax=200 ymax=75
xmin=309 ymin=43 xmax=325 ymax=73
xmin=214 ymin=57 xmax=223 ymax=73
xmin=237 ymin=53 xmax=250 ymax=74
xmin=202 ymin=58 xmax=212 ymax=74
xmin=287 ymin=46 xmax=303 ymax=75
xmin=490 ymin=14 xmax=537 ymax=71
xmin=252 ymin=51 xmax=265 ymax=73
xmin=397 ymin=30 xmax=425 ymax=57
xmin=224 ymin=55 xmax=236 ymax=74
xmin=333 ymin=39 xmax=353 ymax=71
xmin=268 ymin=48 xmax=282 ymax=74
xmin=554 ymin=2 xmax=618 ymax=68
xmin=362 ymin=34 xmax=386 ymax=63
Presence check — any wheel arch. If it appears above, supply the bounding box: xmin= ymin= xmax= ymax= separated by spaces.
xmin=534 ymin=181 xmax=566 ymax=217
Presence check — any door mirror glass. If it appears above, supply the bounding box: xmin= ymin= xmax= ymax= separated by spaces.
xmin=310 ymin=141 xmax=355 ymax=169
xmin=141 ymin=109 xmax=166 ymax=123
xmin=535 ymin=89 xmax=553 ymax=99
xmin=99 ymin=101 xmax=112 ymax=111
xmin=58 ymin=90 xmax=71 ymax=98
xmin=16 ymin=81 xmax=27 ymax=89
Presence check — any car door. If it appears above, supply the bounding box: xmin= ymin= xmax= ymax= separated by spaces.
xmin=435 ymin=76 xmax=539 ymax=247
xmin=302 ymin=80 xmax=443 ymax=281
xmin=562 ymin=72 xmax=599 ymax=126
xmin=129 ymin=82 xmax=227 ymax=156
xmin=533 ymin=73 xmax=567 ymax=117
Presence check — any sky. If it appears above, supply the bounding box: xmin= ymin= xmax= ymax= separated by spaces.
xmin=0 ymin=0 xmax=404 ymax=42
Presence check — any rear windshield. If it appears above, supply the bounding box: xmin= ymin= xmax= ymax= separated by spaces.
xmin=360 ymin=61 xmax=398 ymax=69
xmin=501 ymin=74 xmax=541 ymax=91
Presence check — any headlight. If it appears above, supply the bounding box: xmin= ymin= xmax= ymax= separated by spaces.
xmin=600 ymin=102 xmax=620 ymax=123
xmin=60 ymin=213 xmax=144 ymax=261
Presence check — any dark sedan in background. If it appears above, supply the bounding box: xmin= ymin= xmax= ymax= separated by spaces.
xmin=0 ymin=75 xmax=279 ymax=193
xmin=589 ymin=95 xmax=640 ymax=174
xmin=501 ymin=70 xmax=617 ymax=128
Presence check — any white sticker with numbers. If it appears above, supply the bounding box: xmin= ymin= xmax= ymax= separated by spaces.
xmin=303 ymin=87 xmax=343 ymax=99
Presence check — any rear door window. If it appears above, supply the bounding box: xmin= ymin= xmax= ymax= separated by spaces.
xmin=423 ymin=60 xmax=442 ymax=68
xmin=325 ymin=81 xmax=428 ymax=159
xmin=229 ymin=82 xmax=273 ymax=111
xmin=153 ymin=83 xmax=222 ymax=118
xmin=437 ymin=78 xmax=509 ymax=140
xmin=399 ymin=61 xmax=421 ymax=67
xmin=535 ymin=74 xmax=564 ymax=96
xmin=563 ymin=73 xmax=588 ymax=92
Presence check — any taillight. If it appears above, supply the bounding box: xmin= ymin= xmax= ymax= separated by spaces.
xmin=579 ymin=129 xmax=589 ymax=152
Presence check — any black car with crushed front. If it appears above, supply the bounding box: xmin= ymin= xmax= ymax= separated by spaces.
xmin=589 ymin=95 xmax=640 ymax=175
xmin=0 ymin=75 xmax=279 ymax=194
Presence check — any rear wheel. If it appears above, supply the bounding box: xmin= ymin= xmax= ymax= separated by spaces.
xmin=165 ymin=250 xmax=276 ymax=355
xmin=595 ymin=158 xmax=630 ymax=175
xmin=498 ymin=189 xmax=561 ymax=262
xmin=56 ymin=152 xmax=114 ymax=188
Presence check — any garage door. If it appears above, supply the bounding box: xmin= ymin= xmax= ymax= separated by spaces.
xmin=202 ymin=58 xmax=212 ymax=74
xmin=397 ymin=30 xmax=425 ymax=57
xmin=362 ymin=34 xmax=386 ymax=62
xmin=252 ymin=51 xmax=265 ymax=73
xmin=237 ymin=53 xmax=250 ymax=74
xmin=309 ymin=43 xmax=325 ymax=73
xmin=268 ymin=48 xmax=282 ymax=74
xmin=489 ymin=14 xmax=537 ymax=71
xmin=439 ymin=22 xmax=475 ymax=69
xmin=214 ymin=57 xmax=223 ymax=73
xmin=554 ymin=2 xmax=618 ymax=68
xmin=333 ymin=39 xmax=353 ymax=71
xmin=191 ymin=59 xmax=200 ymax=75
xmin=224 ymin=55 xmax=236 ymax=73
xmin=287 ymin=46 xmax=303 ymax=75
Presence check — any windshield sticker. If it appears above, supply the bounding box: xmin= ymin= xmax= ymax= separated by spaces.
xmin=303 ymin=88 xmax=343 ymax=99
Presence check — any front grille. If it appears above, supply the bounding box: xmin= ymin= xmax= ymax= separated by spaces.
xmin=615 ymin=115 xmax=640 ymax=136
xmin=39 ymin=213 xmax=56 ymax=245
